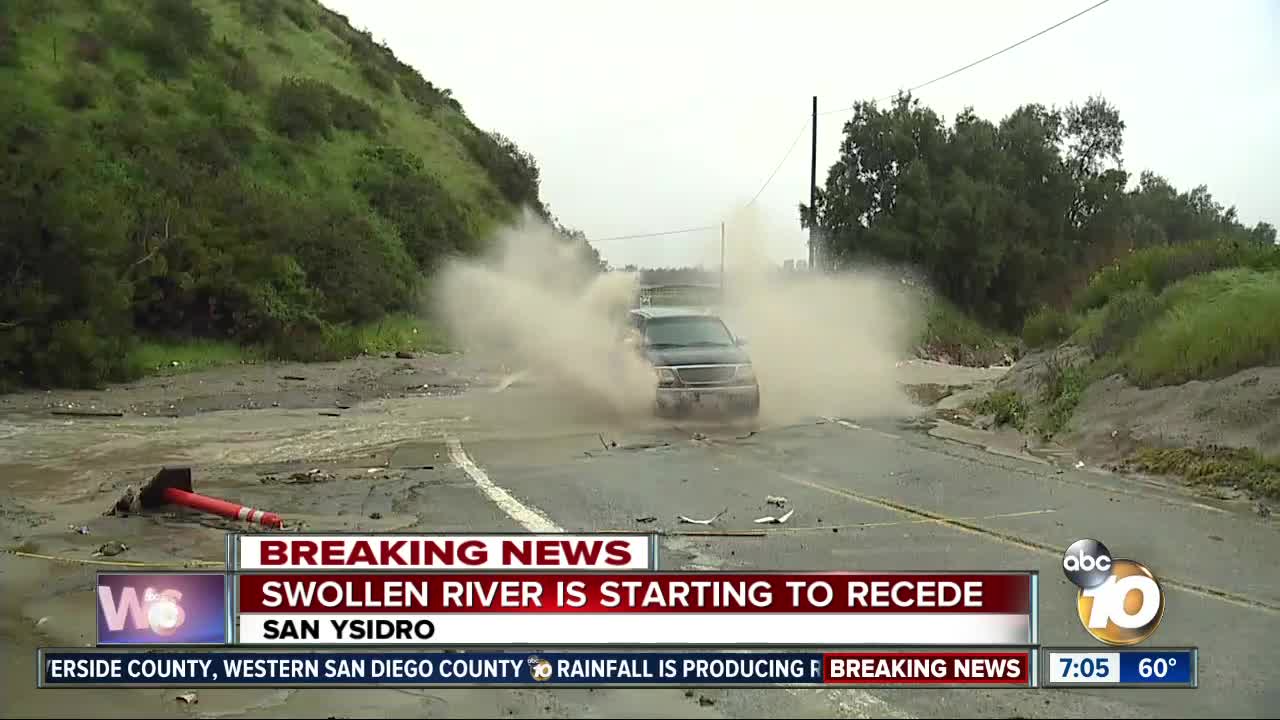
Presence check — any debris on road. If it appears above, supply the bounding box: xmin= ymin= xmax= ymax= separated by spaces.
xmin=36 ymin=616 xmax=50 ymax=628
xmin=691 ymin=432 xmax=708 ymax=441
xmin=319 ymin=411 xmax=342 ymax=417
xmin=281 ymin=375 xmax=306 ymax=381
xmin=93 ymin=541 xmax=128 ymax=557
xmin=107 ymin=486 xmax=141 ymax=516
xmin=634 ymin=516 xmax=657 ymax=524
xmin=1257 ymin=503 xmax=1272 ymax=518
xmin=51 ymin=409 xmax=124 ymax=418
xmin=1208 ymin=534 xmax=1224 ymax=541
xmin=283 ymin=469 xmax=335 ymax=484
xmin=765 ymin=495 xmax=788 ymax=507
xmin=736 ymin=431 xmax=757 ymax=439
xmin=395 ymin=351 xmax=416 ymax=359
xmin=135 ymin=467 xmax=283 ymax=528
xmin=369 ymin=512 xmax=383 ymax=520
xmin=677 ymin=509 xmax=726 ymax=526
xmin=68 ymin=524 xmax=90 ymax=535
xmin=1074 ymin=460 xmax=1085 ymax=469
xmin=176 ymin=692 xmax=198 ymax=705
xmin=598 ymin=434 xmax=611 ymax=451
xmin=753 ymin=508 xmax=795 ymax=524
xmin=698 ymin=695 xmax=715 ymax=707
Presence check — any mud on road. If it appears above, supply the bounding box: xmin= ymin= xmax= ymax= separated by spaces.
xmin=2 ymin=354 xmax=1277 ymax=718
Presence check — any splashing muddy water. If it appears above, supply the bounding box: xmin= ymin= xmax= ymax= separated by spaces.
xmin=434 ymin=209 xmax=920 ymax=425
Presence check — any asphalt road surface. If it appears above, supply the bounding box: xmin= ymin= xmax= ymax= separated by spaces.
xmin=2 ymin=370 xmax=1277 ymax=718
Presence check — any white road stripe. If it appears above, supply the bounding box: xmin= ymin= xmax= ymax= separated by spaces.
xmin=446 ymin=437 xmax=562 ymax=533
xmin=831 ymin=417 xmax=900 ymax=440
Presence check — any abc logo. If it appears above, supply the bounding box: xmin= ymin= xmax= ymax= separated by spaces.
xmin=527 ymin=657 xmax=553 ymax=682
xmin=1062 ymin=539 xmax=1164 ymax=646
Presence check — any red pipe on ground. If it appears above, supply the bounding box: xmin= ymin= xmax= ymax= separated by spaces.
xmin=162 ymin=487 xmax=283 ymax=528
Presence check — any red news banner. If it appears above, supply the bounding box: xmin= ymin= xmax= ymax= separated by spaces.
xmin=233 ymin=535 xmax=1034 ymax=646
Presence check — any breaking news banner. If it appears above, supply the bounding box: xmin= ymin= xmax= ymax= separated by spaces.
xmin=231 ymin=533 xmax=657 ymax=571
xmin=233 ymin=572 xmax=1036 ymax=646
xmin=1041 ymin=647 xmax=1198 ymax=688
xmin=38 ymin=649 xmax=1035 ymax=688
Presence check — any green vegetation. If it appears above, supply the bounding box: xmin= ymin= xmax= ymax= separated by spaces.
xmin=1037 ymin=356 xmax=1088 ymax=439
xmin=807 ymin=95 xmax=1276 ymax=334
xmin=128 ymin=338 xmax=262 ymax=375
xmin=1129 ymin=446 xmax=1280 ymax=499
xmin=0 ymin=0 xmax=597 ymax=389
xmin=922 ymin=296 xmax=1016 ymax=366
xmin=971 ymin=390 xmax=1029 ymax=431
xmin=1120 ymin=269 xmax=1280 ymax=387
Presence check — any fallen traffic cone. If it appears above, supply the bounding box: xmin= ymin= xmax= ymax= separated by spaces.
xmin=140 ymin=467 xmax=283 ymax=528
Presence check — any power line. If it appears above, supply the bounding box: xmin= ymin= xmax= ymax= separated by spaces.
xmin=589 ymin=224 xmax=720 ymax=244
xmin=588 ymin=0 xmax=1115 ymax=246
xmin=820 ymin=0 xmax=1115 ymax=116
xmin=744 ymin=120 xmax=810 ymax=209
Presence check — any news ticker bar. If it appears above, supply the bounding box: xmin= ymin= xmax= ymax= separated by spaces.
xmin=39 ymin=648 xmax=1198 ymax=689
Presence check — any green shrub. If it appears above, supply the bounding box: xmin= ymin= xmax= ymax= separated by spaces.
xmin=136 ymin=25 xmax=189 ymax=75
xmin=151 ymin=0 xmax=211 ymax=53
xmin=354 ymin=146 xmax=471 ymax=269
xmin=113 ymin=67 xmax=143 ymax=96
xmin=972 ymin=390 xmax=1028 ymax=430
xmin=1122 ymin=269 xmax=1280 ymax=387
xmin=360 ymin=61 xmax=393 ymax=93
xmin=326 ymin=86 xmax=381 ymax=134
xmin=54 ymin=72 xmax=96 ymax=110
xmin=1022 ymin=306 xmax=1079 ymax=348
xmin=1077 ymin=238 xmax=1280 ymax=311
xmin=238 ymin=0 xmax=279 ymax=31
xmin=282 ymin=2 xmax=311 ymax=29
xmin=1038 ymin=354 xmax=1088 ymax=438
xmin=0 ymin=16 xmax=18 ymax=67
xmin=73 ymin=30 xmax=106 ymax=63
xmin=215 ymin=41 xmax=260 ymax=94
xmin=269 ymin=77 xmax=332 ymax=140
xmin=1130 ymin=446 xmax=1280 ymax=499
xmin=1083 ymin=288 xmax=1162 ymax=356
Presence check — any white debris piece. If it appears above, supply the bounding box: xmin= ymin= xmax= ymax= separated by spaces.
xmin=765 ymin=495 xmax=788 ymax=507
xmin=754 ymin=509 xmax=795 ymax=524
xmin=677 ymin=509 xmax=726 ymax=526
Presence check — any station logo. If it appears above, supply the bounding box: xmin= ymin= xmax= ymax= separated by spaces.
xmin=1062 ymin=539 xmax=1164 ymax=646
xmin=527 ymin=656 xmax=554 ymax=682
xmin=96 ymin=573 xmax=228 ymax=645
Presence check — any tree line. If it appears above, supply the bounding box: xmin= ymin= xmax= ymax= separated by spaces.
xmin=802 ymin=94 xmax=1275 ymax=330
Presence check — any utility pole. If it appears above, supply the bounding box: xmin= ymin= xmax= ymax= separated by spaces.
xmin=809 ymin=96 xmax=818 ymax=272
xmin=719 ymin=221 xmax=726 ymax=304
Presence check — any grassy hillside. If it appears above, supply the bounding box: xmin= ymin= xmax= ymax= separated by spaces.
xmin=1023 ymin=238 xmax=1280 ymax=387
xmin=980 ymin=238 xmax=1280 ymax=447
xmin=0 ymin=0 xmax=556 ymax=387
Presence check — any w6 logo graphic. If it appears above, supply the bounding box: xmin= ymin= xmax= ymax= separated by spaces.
xmin=1063 ymin=539 xmax=1165 ymax=646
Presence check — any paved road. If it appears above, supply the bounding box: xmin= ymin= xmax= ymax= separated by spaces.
xmin=3 ymin=381 xmax=1277 ymax=718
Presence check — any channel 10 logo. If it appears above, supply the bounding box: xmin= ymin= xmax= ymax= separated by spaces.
xmin=1062 ymin=539 xmax=1164 ymax=646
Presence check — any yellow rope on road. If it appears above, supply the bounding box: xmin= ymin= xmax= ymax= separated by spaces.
xmin=5 ymin=550 xmax=223 ymax=568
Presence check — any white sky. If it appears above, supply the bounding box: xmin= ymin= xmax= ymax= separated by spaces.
xmin=321 ymin=0 xmax=1279 ymax=268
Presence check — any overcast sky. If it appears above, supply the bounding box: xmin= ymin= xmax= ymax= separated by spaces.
xmin=321 ymin=0 xmax=1278 ymax=268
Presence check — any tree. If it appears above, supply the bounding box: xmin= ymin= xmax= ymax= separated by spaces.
xmin=807 ymin=94 xmax=1269 ymax=330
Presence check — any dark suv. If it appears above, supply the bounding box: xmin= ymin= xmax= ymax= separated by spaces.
xmin=626 ymin=307 xmax=760 ymax=417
